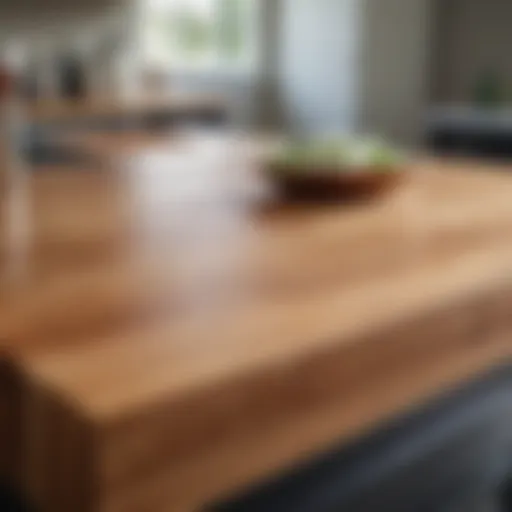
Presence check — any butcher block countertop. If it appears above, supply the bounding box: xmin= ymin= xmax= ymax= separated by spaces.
xmin=2 ymin=135 xmax=512 ymax=511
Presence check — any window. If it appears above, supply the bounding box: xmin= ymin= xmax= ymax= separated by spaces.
xmin=143 ymin=0 xmax=258 ymax=72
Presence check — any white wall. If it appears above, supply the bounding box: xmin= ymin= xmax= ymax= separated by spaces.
xmin=279 ymin=0 xmax=361 ymax=135
xmin=279 ymin=0 xmax=432 ymax=145
xmin=433 ymin=0 xmax=512 ymax=102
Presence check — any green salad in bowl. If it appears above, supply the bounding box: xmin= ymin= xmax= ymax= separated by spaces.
xmin=265 ymin=136 xmax=406 ymax=200
xmin=272 ymin=137 xmax=405 ymax=173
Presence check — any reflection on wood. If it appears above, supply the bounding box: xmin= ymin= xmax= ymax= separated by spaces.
xmin=1 ymin=136 xmax=512 ymax=510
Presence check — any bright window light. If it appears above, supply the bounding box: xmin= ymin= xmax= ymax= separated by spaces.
xmin=143 ymin=0 xmax=258 ymax=72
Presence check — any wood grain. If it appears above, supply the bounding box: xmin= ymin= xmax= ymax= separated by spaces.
xmin=2 ymin=135 xmax=512 ymax=511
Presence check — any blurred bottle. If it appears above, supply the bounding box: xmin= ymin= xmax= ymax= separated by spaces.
xmin=58 ymin=53 xmax=87 ymax=100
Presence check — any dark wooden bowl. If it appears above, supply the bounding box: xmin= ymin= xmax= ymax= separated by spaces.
xmin=265 ymin=163 xmax=405 ymax=202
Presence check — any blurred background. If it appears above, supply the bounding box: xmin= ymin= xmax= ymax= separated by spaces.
xmin=2 ymin=0 xmax=511 ymax=155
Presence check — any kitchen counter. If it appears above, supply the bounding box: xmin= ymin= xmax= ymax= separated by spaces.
xmin=1 ymin=136 xmax=512 ymax=511
xmin=24 ymin=93 xmax=225 ymax=124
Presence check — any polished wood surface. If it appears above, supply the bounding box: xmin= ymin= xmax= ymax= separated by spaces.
xmin=24 ymin=93 xmax=224 ymax=123
xmin=2 ymin=135 xmax=512 ymax=511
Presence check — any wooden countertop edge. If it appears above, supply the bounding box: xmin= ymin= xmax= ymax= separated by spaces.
xmin=13 ymin=329 xmax=510 ymax=512
xmin=104 ymin=341 xmax=512 ymax=511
